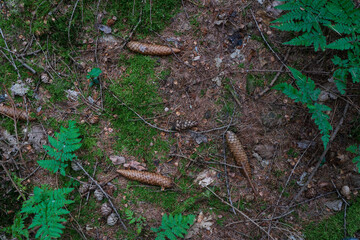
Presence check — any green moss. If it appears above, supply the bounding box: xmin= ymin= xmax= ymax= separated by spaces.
xmin=105 ymin=55 xmax=171 ymax=167
xmin=304 ymin=198 xmax=360 ymax=239
xmin=105 ymin=0 xmax=180 ymax=36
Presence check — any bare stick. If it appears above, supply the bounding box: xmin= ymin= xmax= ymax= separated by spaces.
xmin=86 ymin=162 xmax=98 ymax=203
xmin=236 ymin=69 xmax=331 ymax=75
xmin=250 ymin=10 xmax=289 ymax=71
xmin=0 ymin=28 xmax=21 ymax=79
xmin=255 ymin=48 xmax=291 ymax=100
xmin=205 ymin=186 xmax=275 ymax=240
xmin=106 ymin=88 xmax=175 ymax=133
xmin=75 ymin=161 xmax=127 ymax=230
xmin=68 ymin=0 xmax=80 ymax=43
xmin=291 ymin=102 xmax=349 ymax=204
xmin=222 ymin=113 xmax=236 ymax=214
xmin=1 ymin=161 xmax=26 ymax=201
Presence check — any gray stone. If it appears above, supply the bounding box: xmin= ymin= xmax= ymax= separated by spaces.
xmin=324 ymin=200 xmax=343 ymax=211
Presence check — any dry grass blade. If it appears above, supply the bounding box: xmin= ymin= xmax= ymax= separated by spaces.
xmin=116 ymin=169 xmax=173 ymax=188
xmin=0 ymin=105 xmax=35 ymax=121
xmin=127 ymin=41 xmax=180 ymax=56
xmin=226 ymin=131 xmax=258 ymax=195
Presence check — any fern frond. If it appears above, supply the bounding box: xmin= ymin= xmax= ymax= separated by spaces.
xmin=152 ymin=214 xmax=195 ymax=240
xmin=37 ymin=159 xmax=66 ymax=174
xmin=284 ymin=31 xmax=327 ymax=51
xmin=308 ymin=103 xmax=332 ymax=148
xmin=20 ymin=186 xmax=74 ymax=240
xmin=327 ymin=36 xmax=360 ymax=50
xmin=39 ymin=120 xmax=82 ymax=175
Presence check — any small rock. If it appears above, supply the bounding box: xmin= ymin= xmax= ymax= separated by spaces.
xmin=297 ymin=172 xmax=308 ymax=186
xmin=341 ymin=185 xmax=350 ymax=197
xmin=164 ymin=107 xmax=169 ymax=112
xmin=318 ymin=90 xmax=330 ymax=102
xmin=214 ymin=57 xmax=222 ymax=68
xmin=230 ymin=49 xmax=245 ymax=62
xmin=11 ymin=81 xmax=29 ymax=96
xmin=254 ymin=144 xmax=275 ymax=159
xmin=325 ymin=200 xmax=343 ymax=211
xmin=266 ymin=1 xmax=283 ymax=17
xmin=109 ymin=155 xmax=126 ymax=165
xmin=98 ymin=24 xmax=112 ymax=34
xmin=190 ymin=132 xmax=208 ymax=145
xmin=193 ymin=56 xmax=201 ymax=61
xmin=297 ymin=140 xmax=316 ymax=149
xmin=66 ymin=89 xmax=80 ymax=101
xmin=245 ymin=194 xmax=255 ymax=202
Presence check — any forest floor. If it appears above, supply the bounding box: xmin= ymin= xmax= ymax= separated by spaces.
xmin=1 ymin=0 xmax=360 ymax=239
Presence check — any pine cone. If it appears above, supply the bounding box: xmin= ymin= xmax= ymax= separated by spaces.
xmin=94 ymin=189 xmax=104 ymax=201
xmin=107 ymin=213 xmax=118 ymax=226
xmin=0 ymin=105 xmax=35 ymax=121
xmin=78 ymin=183 xmax=89 ymax=194
xmin=116 ymin=169 xmax=173 ymax=188
xmin=127 ymin=41 xmax=180 ymax=56
xmin=100 ymin=203 xmax=112 ymax=217
xmin=226 ymin=131 xmax=252 ymax=178
xmin=173 ymin=120 xmax=198 ymax=131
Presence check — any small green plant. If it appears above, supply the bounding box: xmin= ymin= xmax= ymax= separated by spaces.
xmin=124 ymin=209 xmax=147 ymax=235
xmin=9 ymin=186 xmax=74 ymax=240
xmin=38 ymin=120 xmax=82 ymax=175
xmin=151 ymin=213 xmax=195 ymax=240
xmin=274 ymin=67 xmax=332 ymax=148
xmin=272 ymin=0 xmax=360 ymax=94
xmin=346 ymin=144 xmax=360 ymax=172
xmin=86 ymin=67 xmax=102 ymax=87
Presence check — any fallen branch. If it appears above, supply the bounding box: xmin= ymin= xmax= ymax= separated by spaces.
xmin=75 ymin=161 xmax=127 ymax=230
xmin=1 ymin=161 xmax=26 ymax=201
xmin=291 ymin=102 xmax=349 ymax=204
xmin=254 ymin=48 xmax=291 ymax=100
xmin=205 ymin=186 xmax=275 ymax=240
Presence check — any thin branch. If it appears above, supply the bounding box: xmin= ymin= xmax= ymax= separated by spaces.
xmin=68 ymin=0 xmax=80 ymax=43
xmin=75 ymin=161 xmax=127 ymax=230
xmin=255 ymin=48 xmax=291 ymax=100
xmin=1 ymin=161 xmax=26 ymax=201
xmin=205 ymin=186 xmax=275 ymax=240
xmin=291 ymin=102 xmax=349 ymax=204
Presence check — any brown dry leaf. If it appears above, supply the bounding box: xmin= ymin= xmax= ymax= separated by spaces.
xmin=123 ymin=160 xmax=147 ymax=171
xmin=127 ymin=41 xmax=180 ymax=56
xmin=116 ymin=169 xmax=173 ymax=188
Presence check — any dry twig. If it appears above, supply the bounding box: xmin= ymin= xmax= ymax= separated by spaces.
xmin=75 ymin=161 xmax=127 ymax=230
xmin=291 ymin=102 xmax=349 ymax=204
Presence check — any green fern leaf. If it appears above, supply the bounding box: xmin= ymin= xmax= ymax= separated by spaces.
xmin=284 ymin=31 xmax=327 ymax=51
xmin=39 ymin=121 xmax=82 ymax=175
xmin=327 ymin=36 xmax=360 ymax=50
xmin=19 ymin=186 xmax=73 ymax=240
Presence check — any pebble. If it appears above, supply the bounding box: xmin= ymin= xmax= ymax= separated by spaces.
xmin=341 ymin=185 xmax=350 ymax=197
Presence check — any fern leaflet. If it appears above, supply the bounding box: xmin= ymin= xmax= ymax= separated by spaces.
xmin=151 ymin=213 xmax=195 ymax=240
xmin=273 ymin=67 xmax=332 ymax=148
xmin=38 ymin=120 xmax=82 ymax=175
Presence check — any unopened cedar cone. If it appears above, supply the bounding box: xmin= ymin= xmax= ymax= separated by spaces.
xmin=0 ymin=105 xmax=35 ymax=121
xmin=226 ymin=131 xmax=251 ymax=178
xmin=127 ymin=41 xmax=180 ymax=56
xmin=116 ymin=169 xmax=173 ymax=188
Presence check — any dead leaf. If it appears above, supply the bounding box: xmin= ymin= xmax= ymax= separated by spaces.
xmin=123 ymin=160 xmax=147 ymax=171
